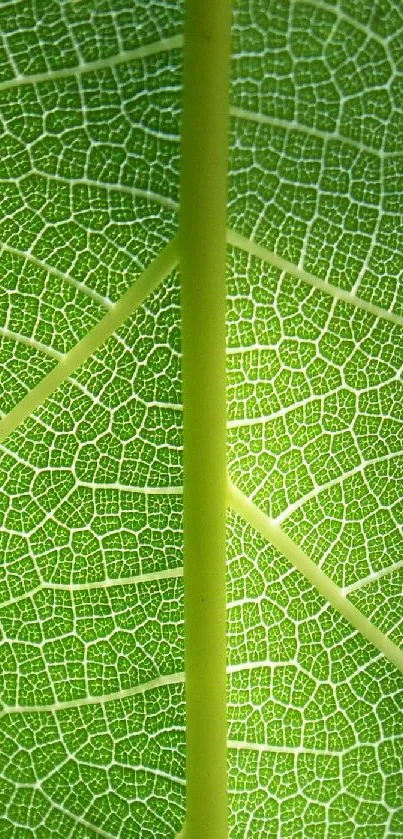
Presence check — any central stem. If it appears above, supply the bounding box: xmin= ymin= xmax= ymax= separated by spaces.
xmin=179 ymin=1 xmax=232 ymax=837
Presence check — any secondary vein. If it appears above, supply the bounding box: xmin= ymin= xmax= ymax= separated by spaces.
xmin=227 ymin=229 xmax=403 ymax=327
xmin=0 ymin=237 xmax=179 ymax=445
xmin=227 ymin=478 xmax=403 ymax=675
xmin=0 ymin=34 xmax=184 ymax=92
xmin=1 ymin=671 xmax=185 ymax=715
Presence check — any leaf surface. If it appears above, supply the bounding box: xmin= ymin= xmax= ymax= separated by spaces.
xmin=0 ymin=1 xmax=402 ymax=837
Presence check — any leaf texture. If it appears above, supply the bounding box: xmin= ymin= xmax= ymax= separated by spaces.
xmin=0 ymin=1 xmax=402 ymax=837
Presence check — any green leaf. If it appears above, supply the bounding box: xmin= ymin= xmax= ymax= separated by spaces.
xmin=0 ymin=1 xmax=402 ymax=837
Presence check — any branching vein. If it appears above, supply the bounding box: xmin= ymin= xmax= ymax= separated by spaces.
xmin=0 ymin=34 xmax=184 ymax=92
xmin=39 ymin=790 xmax=116 ymax=839
xmin=0 ymin=237 xmax=179 ymax=445
xmin=0 ymin=326 xmax=63 ymax=360
xmin=29 ymin=169 xmax=179 ymax=212
xmin=343 ymin=557 xmax=403 ymax=595
xmin=230 ymin=105 xmax=392 ymax=159
xmin=275 ymin=450 xmax=403 ymax=524
xmin=0 ymin=241 xmax=112 ymax=308
xmin=227 ymin=229 xmax=403 ymax=326
xmin=227 ymin=479 xmax=403 ymax=675
xmin=1 ymin=672 xmax=185 ymax=716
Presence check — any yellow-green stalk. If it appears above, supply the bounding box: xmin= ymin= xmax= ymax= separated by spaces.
xmin=179 ymin=1 xmax=232 ymax=837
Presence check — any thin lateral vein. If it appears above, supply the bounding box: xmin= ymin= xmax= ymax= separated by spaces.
xmin=0 ymin=326 xmax=63 ymax=360
xmin=46 ymin=566 xmax=184 ymax=592
xmin=228 ymin=739 xmax=350 ymax=756
xmin=227 ymin=229 xmax=403 ymax=327
xmin=0 ymin=34 xmax=184 ymax=92
xmin=39 ymin=790 xmax=115 ymax=839
xmin=0 ymin=241 xmax=111 ymax=308
xmin=76 ymin=481 xmax=183 ymax=494
xmin=230 ymin=105 xmax=390 ymax=158
xmin=1 ymin=671 xmax=185 ymax=715
xmin=343 ymin=557 xmax=403 ymax=595
xmin=0 ymin=236 xmax=179 ymax=445
xmin=30 ymin=169 xmax=179 ymax=212
xmin=227 ymin=479 xmax=403 ymax=675
xmin=0 ymin=568 xmax=184 ymax=608
xmin=294 ymin=0 xmax=394 ymax=55
xmin=275 ymin=449 xmax=403 ymax=524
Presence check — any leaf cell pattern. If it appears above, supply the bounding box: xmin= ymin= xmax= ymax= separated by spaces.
xmin=0 ymin=1 xmax=402 ymax=837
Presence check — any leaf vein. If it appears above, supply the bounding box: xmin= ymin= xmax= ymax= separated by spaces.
xmin=1 ymin=672 xmax=185 ymax=715
xmin=230 ymin=105 xmax=393 ymax=159
xmin=275 ymin=449 xmax=403 ymax=524
xmin=227 ymin=479 xmax=403 ymax=675
xmin=0 ymin=237 xmax=179 ymax=445
xmin=343 ymin=556 xmax=403 ymax=595
xmin=0 ymin=241 xmax=112 ymax=309
xmin=0 ymin=34 xmax=184 ymax=92
xmin=227 ymin=230 xmax=403 ymax=326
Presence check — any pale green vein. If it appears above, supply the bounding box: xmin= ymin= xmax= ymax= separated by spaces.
xmin=39 ymin=790 xmax=116 ymax=839
xmin=0 ymin=34 xmax=184 ymax=92
xmin=0 ymin=241 xmax=112 ymax=309
xmin=276 ymin=449 xmax=403 ymax=524
xmin=227 ymin=387 xmax=340 ymax=429
xmin=227 ymin=479 xmax=403 ymax=675
xmin=0 ymin=568 xmax=184 ymax=608
xmin=228 ymin=740 xmax=347 ymax=756
xmin=1 ymin=671 xmax=185 ymax=715
xmin=227 ymin=660 xmax=299 ymax=675
xmin=47 ymin=566 xmax=183 ymax=592
xmin=0 ymin=585 xmax=42 ymax=610
xmin=113 ymin=764 xmax=186 ymax=788
xmin=230 ymin=105 xmax=392 ymax=159
xmin=294 ymin=0 xmax=394 ymax=54
xmin=30 ymin=169 xmax=179 ymax=212
xmin=0 ymin=326 xmax=63 ymax=360
xmin=343 ymin=557 xmax=403 ymax=595
xmin=227 ymin=229 xmax=403 ymax=326
xmin=77 ymin=480 xmax=183 ymax=495
xmin=228 ymin=660 xmax=330 ymax=691
xmin=0 ymin=236 xmax=179 ymax=445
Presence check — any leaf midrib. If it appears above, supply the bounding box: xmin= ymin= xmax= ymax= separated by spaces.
xmin=0 ymin=242 xmax=401 ymax=670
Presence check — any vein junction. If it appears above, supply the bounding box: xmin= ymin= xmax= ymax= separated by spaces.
xmin=227 ymin=478 xmax=403 ymax=676
xmin=0 ymin=233 xmax=401 ymax=678
xmin=0 ymin=237 xmax=179 ymax=445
